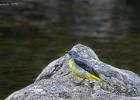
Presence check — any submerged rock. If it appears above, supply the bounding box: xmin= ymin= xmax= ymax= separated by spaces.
xmin=6 ymin=44 xmax=140 ymax=100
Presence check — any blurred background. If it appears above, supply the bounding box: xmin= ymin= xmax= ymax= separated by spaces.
xmin=0 ymin=0 xmax=140 ymax=99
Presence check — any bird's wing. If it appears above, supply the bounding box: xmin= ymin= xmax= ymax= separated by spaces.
xmin=74 ymin=59 xmax=101 ymax=78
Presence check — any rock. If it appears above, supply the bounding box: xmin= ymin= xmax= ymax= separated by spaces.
xmin=6 ymin=44 xmax=140 ymax=100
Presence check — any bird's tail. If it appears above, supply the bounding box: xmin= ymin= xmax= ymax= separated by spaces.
xmin=90 ymin=74 xmax=102 ymax=81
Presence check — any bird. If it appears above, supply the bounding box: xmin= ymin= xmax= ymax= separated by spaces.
xmin=67 ymin=51 xmax=102 ymax=85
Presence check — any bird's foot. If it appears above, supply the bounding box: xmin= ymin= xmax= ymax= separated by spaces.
xmin=72 ymin=78 xmax=85 ymax=86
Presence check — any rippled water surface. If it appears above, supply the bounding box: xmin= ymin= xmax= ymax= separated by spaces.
xmin=0 ymin=0 xmax=140 ymax=99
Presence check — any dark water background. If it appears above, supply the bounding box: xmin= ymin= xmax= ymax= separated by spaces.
xmin=0 ymin=0 xmax=140 ymax=99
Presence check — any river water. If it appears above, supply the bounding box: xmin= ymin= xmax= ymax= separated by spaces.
xmin=0 ymin=0 xmax=140 ymax=99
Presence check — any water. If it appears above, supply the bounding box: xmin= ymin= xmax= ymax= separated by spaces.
xmin=0 ymin=0 xmax=140 ymax=99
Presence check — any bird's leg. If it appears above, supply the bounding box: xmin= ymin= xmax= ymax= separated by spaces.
xmin=73 ymin=78 xmax=86 ymax=86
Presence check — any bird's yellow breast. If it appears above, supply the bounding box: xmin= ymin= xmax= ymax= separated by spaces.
xmin=69 ymin=58 xmax=86 ymax=78
xmin=68 ymin=58 xmax=102 ymax=81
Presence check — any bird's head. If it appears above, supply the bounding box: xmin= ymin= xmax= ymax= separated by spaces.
xmin=66 ymin=50 xmax=79 ymax=59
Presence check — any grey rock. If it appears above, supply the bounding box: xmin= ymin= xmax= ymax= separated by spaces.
xmin=6 ymin=44 xmax=140 ymax=100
